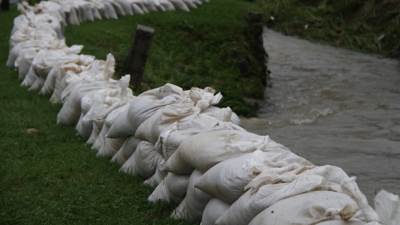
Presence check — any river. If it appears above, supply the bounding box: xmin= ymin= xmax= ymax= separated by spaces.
xmin=241 ymin=28 xmax=400 ymax=201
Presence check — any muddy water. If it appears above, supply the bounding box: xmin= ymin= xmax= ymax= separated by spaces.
xmin=241 ymin=28 xmax=400 ymax=200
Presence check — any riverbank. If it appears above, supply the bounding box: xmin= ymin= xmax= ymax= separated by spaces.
xmin=260 ymin=0 xmax=400 ymax=57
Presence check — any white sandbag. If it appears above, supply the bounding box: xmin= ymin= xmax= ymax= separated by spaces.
xmin=31 ymin=46 xmax=82 ymax=79
xmin=57 ymin=54 xmax=118 ymax=125
xmin=107 ymin=84 xmax=185 ymax=138
xmin=200 ymin=199 xmax=230 ymax=225
xmin=120 ymin=141 xmax=164 ymax=178
xmin=216 ymin=175 xmax=324 ymax=225
xmin=217 ymin=164 xmax=380 ymax=225
xmin=21 ymin=66 xmax=38 ymax=88
xmin=195 ymin=149 xmax=311 ymax=204
xmin=374 ymin=190 xmax=400 ymax=225
xmin=169 ymin=0 xmax=190 ymax=11
xmin=39 ymin=54 xmax=94 ymax=95
xmin=203 ymin=106 xmax=240 ymax=125
xmin=156 ymin=113 xmax=244 ymax=160
xmin=91 ymin=104 xmax=129 ymax=151
xmin=88 ymin=121 xmax=103 ymax=146
xmin=165 ymin=130 xmax=271 ymax=175
xmin=135 ymin=101 xmax=197 ymax=143
xmin=171 ymin=170 xmax=210 ymax=222
xmin=76 ymin=75 xmax=134 ymax=139
xmin=97 ymin=137 xmax=125 ymax=157
xmin=57 ymin=81 xmax=110 ymax=125
xmin=248 ymin=191 xmax=361 ymax=225
xmin=50 ymin=58 xmax=104 ymax=104
xmin=144 ymin=164 xmax=167 ymax=188
xmin=111 ymin=136 xmax=141 ymax=165
xmin=316 ymin=221 xmax=365 ymax=225
xmin=148 ymin=172 xmax=189 ymax=203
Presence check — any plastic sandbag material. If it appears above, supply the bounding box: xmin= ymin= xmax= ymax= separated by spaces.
xmin=374 ymin=190 xmax=400 ymax=225
xmin=195 ymin=149 xmax=312 ymax=204
xmin=57 ymin=54 xmax=118 ymax=125
xmin=41 ymin=55 xmax=95 ymax=95
xmin=31 ymin=46 xmax=83 ymax=78
xmin=49 ymin=58 xmax=106 ymax=104
xmin=10 ymin=21 xmax=60 ymax=49
xmin=97 ymin=137 xmax=126 ymax=157
xmin=120 ymin=141 xmax=164 ymax=179
xmin=217 ymin=165 xmax=380 ymax=225
xmin=202 ymin=106 xmax=240 ymax=125
xmin=248 ymin=191 xmax=362 ymax=225
xmin=57 ymin=80 xmax=116 ymax=125
xmin=316 ymin=221 xmax=366 ymax=225
xmin=216 ymin=174 xmax=323 ymax=225
xmin=156 ymin=114 xmax=244 ymax=160
xmin=169 ymin=0 xmax=190 ymax=11
xmin=26 ymin=47 xmax=83 ymax=91
xmin=171 ymin=170 xmax=210 ymax=222
xmin=144 ymin=163 xmax=167 ymax=188
xmin=107 ymin=83 xmax=185 ymax=139
xmin=60 ymin=53 xmax=116 ymax=102
xmin=135 ymin=100 xmax=197 ymax=143
xmin=111 ymin=136 xmax=141 ymax=165
xmin=186 ymin=87 xmax=222 ymax=111
xmin=34 ymin=1 xmax=66 ymax=25
xmin=200 ymin=199 xmax=230 ymax=225
xmin=91 ymin=103 xmax=130 ymax=151
xmin=76 ymin=75 xmax=133 ymax=139
xmin=246 ymin=165 xmax=379 ymax=223
xmin=148 ymin=172 xmax=189 ymax=204
xmin=165 ymin=130 xmax=271 ymax=175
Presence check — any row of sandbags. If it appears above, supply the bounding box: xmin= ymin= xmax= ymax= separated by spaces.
xmin=6 ymin=1 xmax=400 ymax=225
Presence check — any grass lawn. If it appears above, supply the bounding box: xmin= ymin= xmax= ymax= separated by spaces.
xmin=0 ymin=1 xmax=260 ymax=224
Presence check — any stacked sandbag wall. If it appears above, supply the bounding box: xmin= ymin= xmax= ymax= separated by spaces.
xmin=6 ymin=1 xmax=400 ymax=225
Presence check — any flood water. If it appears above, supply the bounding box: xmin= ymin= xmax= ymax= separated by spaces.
xmin=241 ymin=28 xmax=400 ymax=200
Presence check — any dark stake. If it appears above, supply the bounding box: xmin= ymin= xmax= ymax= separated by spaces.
xmin=126 ymin=24 xmax=155 ymax=88
xmin=245 ymin=12 xmax=270 ymax=87
xmin=1 ymin=0 xmax=10 ymax=11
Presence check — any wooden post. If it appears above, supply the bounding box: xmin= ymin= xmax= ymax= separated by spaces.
xmin=1 ymin=0 xmax=10 ymax=11
xmin=126 ymin=24 xmax=155 ymax=88
xmin=245 ymin=12 xmax=269 ymax=87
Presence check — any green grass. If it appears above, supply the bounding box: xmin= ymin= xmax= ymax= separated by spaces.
xmin=64 ymin=0 xmax=264 ymax=116
xmin=259 ymin=0 xmax=400 ymax=56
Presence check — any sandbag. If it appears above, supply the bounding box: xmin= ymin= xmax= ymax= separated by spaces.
xmin=120 ymin=141 xmax=164 ymax=178
xmin=111 ymin=137 xmax=141 ymax=165
xmin=202 ymin=106 xmax=240 ymax=125
xmin=216 ymin=175 xmax=323 ymax=225
xmin=195 ymin=149 xmax=311 ymax=204
xmin=156 ymin=114 xmax=244 ymax=160
xmin=135 ymin=101 xmax=197 ymax=143
xmin=148 ymin=172 xmax=189 ymax=204
xmin=144 ymin=164 xmax=167 ymax=188
xmin=171 ymin=170 xmax=210 ymax=222
xmin=166 ymin=130 xmax=271 ymax=175
xmin=107 ymin=84 xmax=185 ymax=138
xmin=97 ymin=137 xmax=125 ymax=157
xmin=248 ymin=191 xmax=361 ymax=225
xmin=200 ymin=199 xmax=230 ymax=225
xmin=374 ymin=190 xmax=400 ymax=225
